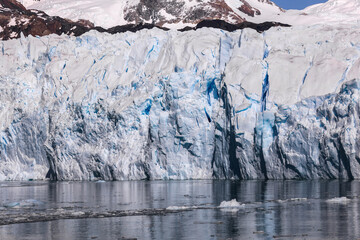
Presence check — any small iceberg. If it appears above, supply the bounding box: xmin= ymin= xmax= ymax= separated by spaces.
xmin=3 ymin=199 xmax=44 ymax=208
xmin=4 ymin=202 xmax=20 ymax=208
xmin=219 ymin=199 xmax=244 ymax=212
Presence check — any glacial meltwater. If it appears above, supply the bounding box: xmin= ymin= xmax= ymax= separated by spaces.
xmin=0 ymin=180 xmax=359 ymax=240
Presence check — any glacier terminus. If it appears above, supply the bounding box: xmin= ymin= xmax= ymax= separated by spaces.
xmin=0 ymin=21 xmax=360 ymax=181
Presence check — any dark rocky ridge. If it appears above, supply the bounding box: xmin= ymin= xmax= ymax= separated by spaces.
xmin=0 ymin=0 xmax=290 ymax=40
xmin=181 ymin=19 xmax=290 ymax=33
xmin=0 ymin=0 xmax=98 ymax=40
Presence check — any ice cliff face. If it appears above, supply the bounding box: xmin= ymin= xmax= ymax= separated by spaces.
xmin=0 ymin=24 xmax=359 ymax=180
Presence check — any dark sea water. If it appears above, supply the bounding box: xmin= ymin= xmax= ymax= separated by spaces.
xmin=0 ymin=180 xmax=359 ymax=240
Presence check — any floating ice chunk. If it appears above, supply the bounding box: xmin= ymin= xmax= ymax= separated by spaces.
xmin=326 ymin=197 xmax=352 ymax=204
xmin=166 ymin=206 xmax=195 ymax=211
xmin=219 ymin=199 xmax=242 ymax=208
xmin=4 ymin=202 xmax=20 ymax=208
xmin=20 ymin=199 xmax=44 ymax=207
xmin=3 ymin=199 xmax=44 ymax=208
xmin=71 ymin=211 xmax=86 ymax=216
xmin=219 ymin=199 xmax=244 ymax=212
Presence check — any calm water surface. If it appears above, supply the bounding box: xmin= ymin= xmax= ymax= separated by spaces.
xmin=0 ymin=180 xmax=359 ymax=240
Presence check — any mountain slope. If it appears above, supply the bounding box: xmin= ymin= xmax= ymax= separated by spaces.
xmin=0 ymin=0 xmax=99 ymax=40
xmin=20 ymin=0 xmax=284 ymax=28
xmin=19 ymin=0 xmax=360 ymax=28
xmin=0 ymin=0 xmax=289 ymax=40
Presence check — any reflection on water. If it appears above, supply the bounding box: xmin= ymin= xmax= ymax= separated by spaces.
xmin=0 ymin=180 xmax=359 ymax=239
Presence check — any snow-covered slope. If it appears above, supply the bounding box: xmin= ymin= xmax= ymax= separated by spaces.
xmin=305 ymin=0 xmax=360 ymax=15
xmin=0 ymin=23 xmax=359 ymax=180
xmin=302 ymin=0 xmax=360 ymax=24
xmin=20 ymin=0 xmax=284 ymax=29
xmin=269 ymin=0 xmax=360 ymax=26
xmin=239 ymin=0 xmax=360 ymax=26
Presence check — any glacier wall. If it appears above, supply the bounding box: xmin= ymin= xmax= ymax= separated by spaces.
xmin=0 ymin=25 xmax=359 ymax=180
